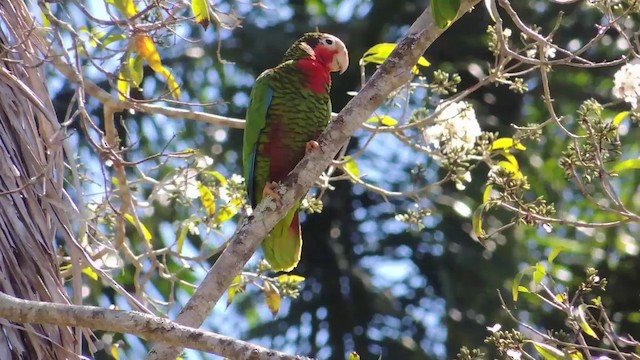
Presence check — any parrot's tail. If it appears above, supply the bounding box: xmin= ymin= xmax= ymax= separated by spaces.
xmin=262 ymin=205 xmax=302 ymax=272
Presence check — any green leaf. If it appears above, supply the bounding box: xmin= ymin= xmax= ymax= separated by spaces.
xmin=343 ymin=156 xmax=360 ymax=181
xmin=533 ymin=262 xmax=546 ymax=285
xmin=512 ymin=266 xmax=533 ymax=301
xmin=530 ymin=341 xmax=568 ymax=360
xmin=106 ymin=0 xmax=139 ymax=17
xmin=191 ymin=0 xmax=210 ymax=29
xmin=361 ymin=43 xmax=429 ymax=74
xmin=130 ymin=55 xmax=144 ymax=88
xmin=367 ymin=115 xmax=398 ymax=126
xmin=611 ymin=159 xmax=640 ymax=173
xmin=576 ymin=304 xmax=599 ymax=339
xmin=472 ymin=204 xmax=486 ymax=240
xmin=82 ymin=267 xmax=99 ymax=281
xmin=432 ymin=0 xmax=461 ymax=29
xmin=176 ymin=222 xmax=189 ymax=254
xmin=348 ymin=352 xmax=361 ymax=360
xmin=215 ymin=198 xmax=242 ymax=224
xmin=517 ymin=286 xmax=529 ymax=293
xmin=612 ymin=111 xmax=629 ymax=125
xmin=492 ymin=137 xmax=526 ymax=151
xmin=117 ymin=52 xmax=132 ymax=101
xmin=547 ymin=247 xmax=563 ymax=265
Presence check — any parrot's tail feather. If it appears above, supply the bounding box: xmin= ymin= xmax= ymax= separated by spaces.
xmin=262 ymin=207 xmax=302 ymax=272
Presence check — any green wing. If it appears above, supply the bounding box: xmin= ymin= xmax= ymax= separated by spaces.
xmin=243 ymin=69 xmax=274 ymax=208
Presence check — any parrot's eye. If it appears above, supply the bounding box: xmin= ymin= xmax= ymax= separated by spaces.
xmin=325 ymin=38 xmax=333 ymax=45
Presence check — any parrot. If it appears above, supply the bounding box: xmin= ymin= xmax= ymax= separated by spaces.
xmin=243 ymin=32 xmax=349 ymax=272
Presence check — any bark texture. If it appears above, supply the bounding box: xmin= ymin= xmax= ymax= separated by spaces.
xmin=0 ymin=2 xmax=78 ymax=358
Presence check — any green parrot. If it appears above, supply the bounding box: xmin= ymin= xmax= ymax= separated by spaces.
xmin=243 ymin=33 xmax=349 ymax=272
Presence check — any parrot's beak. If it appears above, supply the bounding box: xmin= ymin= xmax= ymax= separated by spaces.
xmin=331 ymin=44 xmax=349 ymax=74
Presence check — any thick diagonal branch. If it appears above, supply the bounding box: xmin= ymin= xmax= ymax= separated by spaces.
xmin=146 ymin=2 xmax=481 ymax=359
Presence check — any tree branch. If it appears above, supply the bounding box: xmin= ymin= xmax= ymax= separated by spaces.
xmin=146 ymin=2 xmax=481 ymax=359
xmin=0 ymin=292 xmax=309 ymax=360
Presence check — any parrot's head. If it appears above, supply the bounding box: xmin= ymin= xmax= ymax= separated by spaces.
xmin=284 ymin=32 xmax=349 ymax=74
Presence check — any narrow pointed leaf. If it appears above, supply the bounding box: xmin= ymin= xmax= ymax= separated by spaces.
xmin=613 ymin=111 xmax=629 ymax=125
xmin=263 ymin=282 xmax=281 ymax=318
xmin=531 ymin=342 xmax=567 ymax=360
xmin=611 ymin=159 xmax=640 ymax=173
xmin=124 ymin=213 xmax=152 ymax=244
xmin=191 ymin=0 xmax=211 ymax=29
xmin=197 ymin=182 xmax=216 ymax=217
xmin=577 ymin=304 xmax=599 ymax=339
xmin=361 ymin=43 xmax=429 ymax=74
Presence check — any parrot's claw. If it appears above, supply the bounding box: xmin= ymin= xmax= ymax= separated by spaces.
xmin=262 ymin=181 xmax=282 ymax=205
xmin=305 ymin=140 xmax=320 ymax=154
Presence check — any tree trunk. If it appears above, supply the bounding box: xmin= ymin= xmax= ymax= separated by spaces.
xmin=0 ymin=2 xmax=78 ymax=358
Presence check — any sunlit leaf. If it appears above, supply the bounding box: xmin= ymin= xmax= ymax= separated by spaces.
xmin=472 ymin=204 xmax=486 ymax=240
xmin=176 ymin=222 xmax=189 ymax=254
xmin=611 ymin=159 xmax=640 ymax=173
xmin=517 ymin=286 xmax=529 ymax=293
xmin=106 ymin=0 xmax=138 ymax=18
xmin=530 ymin=341 xmax=567 ymax=360
xmin=367 ymin=115 xmax=398 ymax=126
xmin=361 ymin=43 xmax=429 ymax=74
xmin=215 ymin=198 xmax=242 ymax=224
xmin=191 ymin=0 xmax=211 ymax=29
xmin=343 ymin=156 xmax=360 ymax=182
xmin=130 ymin=55 xmax=144 ymax=88
xmin=492 ymin=137 xmax=526 ymax=151
xmin=548 ymin=247 xmax=563 ymax=264
xmin=208 ymin=171 xmax=228 ymax=186
xmin=482 ymin=185 xmax=493 ymax=203
xmin=123 ymin=213 xmax=152 ymax=244
xmin=131 ymin=35 xmax=181 ymax=99
xmin=226 ymin=275 xmax=242 ymax=308
xmin=555 ymin=293 xmax=566 ymax=303
xmin=111 ymin=345 xmax=120 ymax=360
xmin=197 ymin=182 xmax=216 ymax=217
xmin=263 ymin=282 xmax=281 ymax=318
xmin=533 ymin=262 xmax=546 ymax=285
xmin=497 ymin=160 xmax=523 ymax=179
xmin=82 ymin=267 xmax=98 ymax=281
xmin=349 ymin=352 xmax=361 ymax=360
xmin=576 ymin=304 xmax=599 ymax=339
xmin=41 ymin=4 xmax=51 ymax=28
xmin=612 ymin=111 xmax=629 ymax=126
xmin=277 ymin=274 xmax=305 ymax=285
xmin=432 ymin=0 xmax=461 ymax=29
xmin=512 ymin=266 xmax=533 ymax=301
xmin=117 ymin=52 xmax=132 ymax=101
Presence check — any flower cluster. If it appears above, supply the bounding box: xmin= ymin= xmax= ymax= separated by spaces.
xmin=612 ymin=63 xmax=640 ymax=109
xmin=423 ymin=101 xmax=482 ymax=156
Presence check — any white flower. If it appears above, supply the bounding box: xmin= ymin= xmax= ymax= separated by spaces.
xmin=194 ymin=155 xmax=214 ymax=169
xmin=229 ymin=174 xmax=244 ymax=185
xmin=506 ymin=349 xmax=522 ymax=360
xmin=424 ymin=101 xmax=482 ymax=155
xmin=526 ymin=44 xmax=556 ymax=59
xmin=612 ymin=63 xmax=640 ymax=109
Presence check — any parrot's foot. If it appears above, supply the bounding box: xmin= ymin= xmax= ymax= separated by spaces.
xmin=305 ymin=140 xmax=320 ymax=153
xmin=262 ymin=181 xmax=282 ymax=205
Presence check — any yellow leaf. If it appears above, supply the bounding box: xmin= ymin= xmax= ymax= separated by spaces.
xmin=41 ymin=4 xmax=51 ymax=28
xmin=577 ymin=304 xmax=599 ymax=339
xmin=82 ymin=267 xmax=98 ymax=281
xmin=227 ymin=275 xmax=242 ymax=308
xmin=117 ymin=52 xmax=132 ymax=101
xmin=497 ymin=160 xmax=523 ymax=180
xmin=361 ymin=43 xmax=429 ymax=74
xmin=111 ymin=344 xmax=120 ymax=360
xmin=215 ymin=198 xmax=242 ymax=224
xmin=191 ymin=0 xmax=211 ymax=29
xmin=492 ymin=137 xmax=526 ymax=151
xmin=612 ymin=111 xmax=629 ymax=126
xmin=530 ymin=341 xmax=568 ymax=360
xmin=349 ymin=352 xmax=361 ymax=360
xmin=107 ymin=0 xmax=138 ymax=18
xmin=343 ymin=156 xmax=360 ymax=182
xmin=263 ymin=282 xmax=281 ymax=318
xmin=132 ymin=35 xmax=181 ymax=99
xmin=366 ymin=115 xmax=398 ymax=126
xmin=277 ymin=274 xmax=305 ymax=285
xmin=482 ymin=185 xmax=493 ymax=203
xmin=197 ymin=182 xmax=216 ymax=217
xmin=533 ymin=262 xmax=546 ymax=285
xmin=472 ymin=204 xmax=486 ymax=241
xmin=123 ymin=213 xmax=152 ymax=244
xmin=208 ymin=171 xmax=228 ymax=186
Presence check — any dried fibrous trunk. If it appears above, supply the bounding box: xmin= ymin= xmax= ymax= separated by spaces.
xmin=0 ymin=2 xmax=78 ymax=358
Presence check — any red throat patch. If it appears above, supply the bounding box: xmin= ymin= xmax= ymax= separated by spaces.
xmin=296 ymin=46 xmax=336 ymax=94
